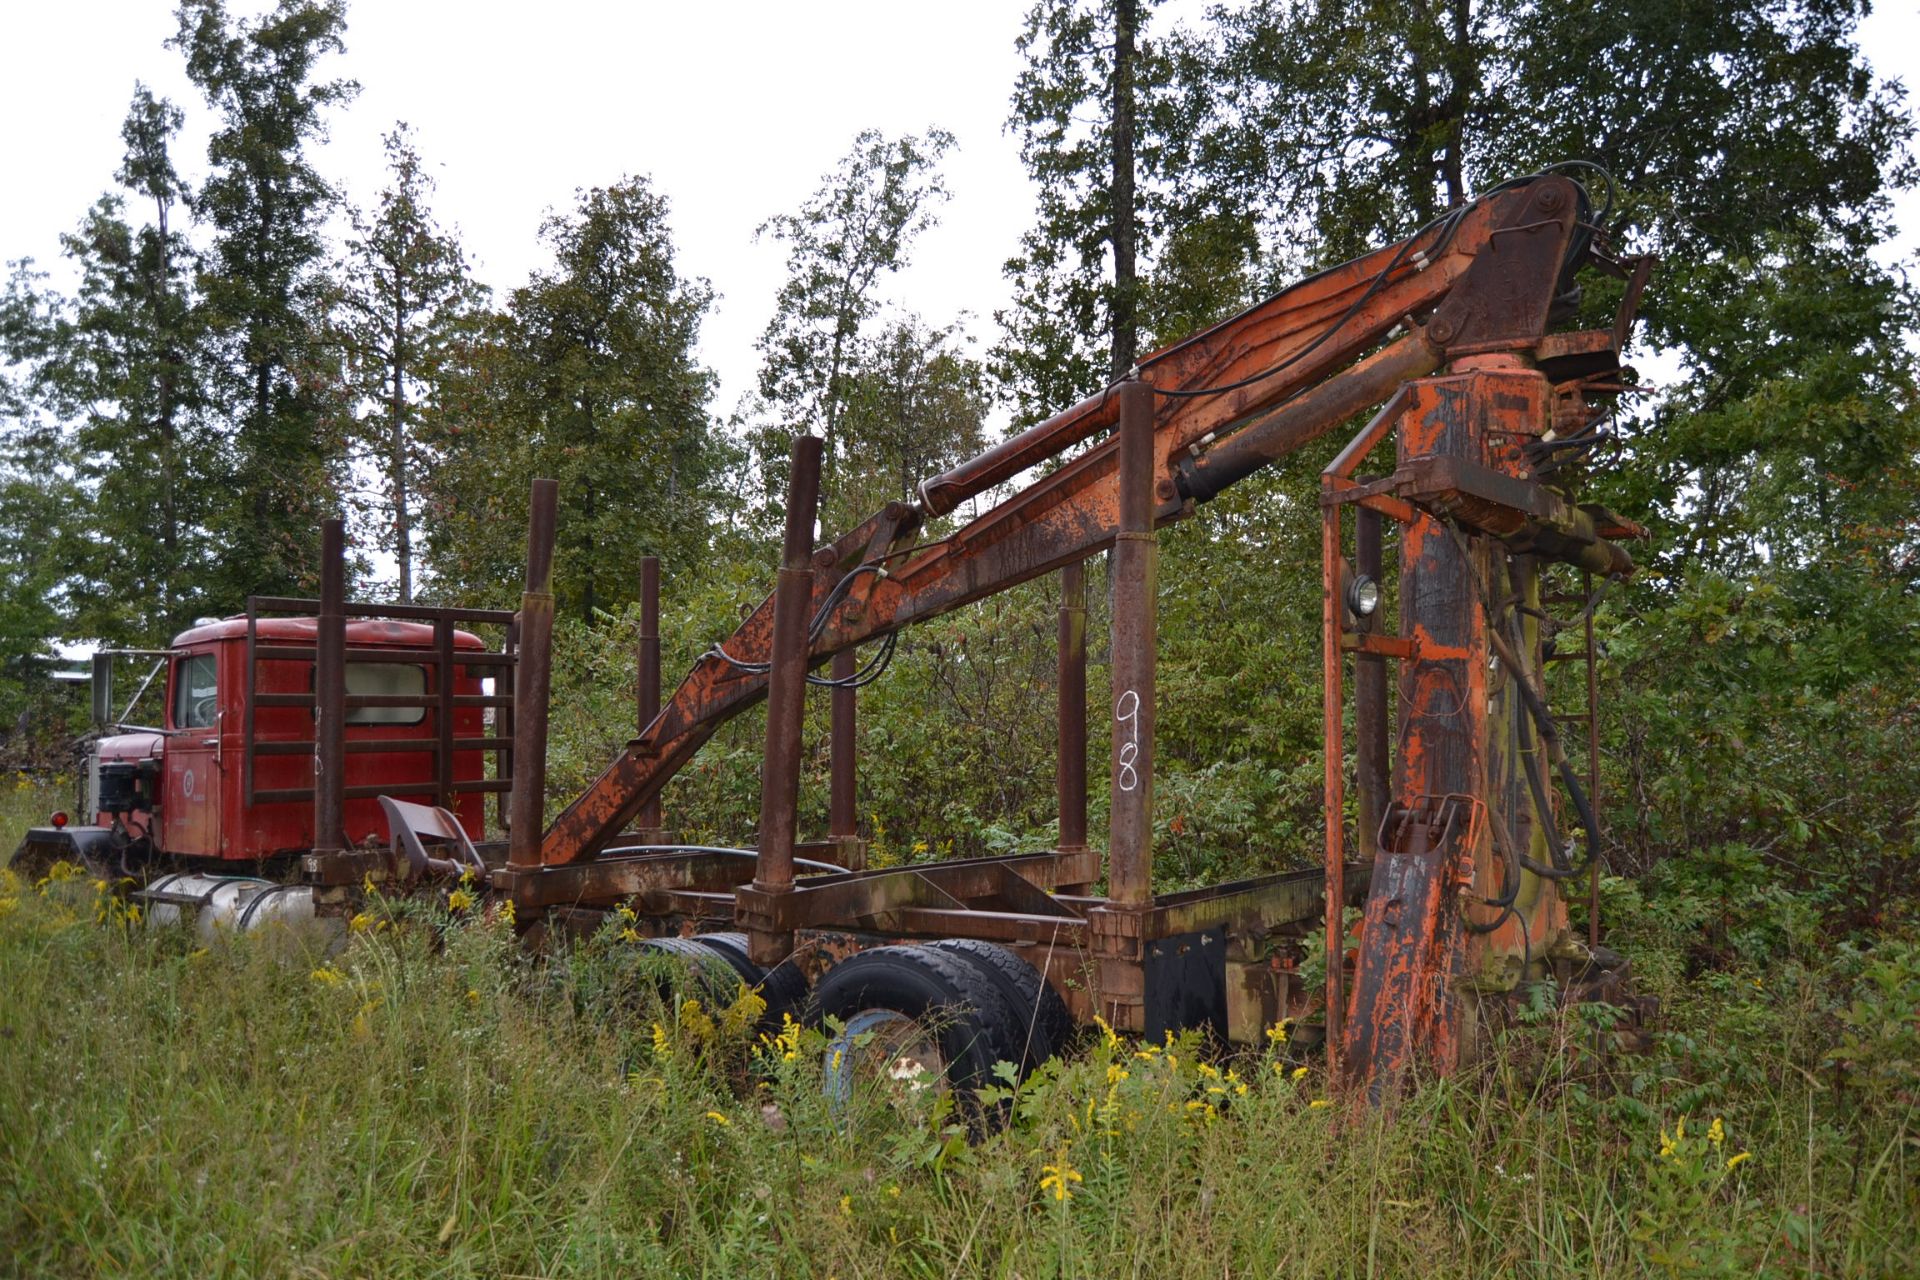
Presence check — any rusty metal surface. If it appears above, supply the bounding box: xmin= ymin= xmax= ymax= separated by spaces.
xmin=313 ymin=519 xmax=346 ymax=856
xmin=636 ymin=557 xmax=662 ymax=833
xmin=1056 ymin=561 xmax=1088 ymax=860
xmin=1354 ymin=506 xmax=1388 ymax=860
xmin=748 ymin=436 xmax=824 ymax=964
xmin=536 ymin=182 xmax=1590 ymax=869
xmin=1107 ymin=381 xmax=1157 ymax=909
xmin=829 ymin=648 xmax=856 ymax=841
xmin=507 ymin=479 xmax=559 ymax=868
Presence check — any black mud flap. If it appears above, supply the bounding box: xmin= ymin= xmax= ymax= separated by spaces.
xmin=9 ymin=826 xmax=116 ymax=878
xmin=1143 ymin=928 xmax=1228 ymax=1042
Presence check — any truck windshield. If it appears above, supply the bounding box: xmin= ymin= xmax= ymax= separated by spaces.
xmin=174 ymin=653 xmax=218 ymax=729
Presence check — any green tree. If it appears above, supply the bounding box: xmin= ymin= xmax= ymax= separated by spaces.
xmin=750 ymin=127 xmax=954 ymax=516
xmin=0 ymin=263 xmax=82 ymax=745
xmin=338 ymin=123 xmax=486 ymax=603
xmin=424 ymin=178 xmax=736 ymax=620
xmin=43 ymin=87 xmax=213 ymax=643
xmin=830 ymin=317 xmax=991 ymax=524
xmin=1171 ymin=0 xmax=1920 ymax=902
xmin=172 ymin=0 xmax=357 ymax=606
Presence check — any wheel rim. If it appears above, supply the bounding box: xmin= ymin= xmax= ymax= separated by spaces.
xmin=823 ymin=1008 xmax=949 ymax=1114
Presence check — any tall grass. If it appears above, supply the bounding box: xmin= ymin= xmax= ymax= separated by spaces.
xmin=1 ymin=781 xmax=1913 ymax=1278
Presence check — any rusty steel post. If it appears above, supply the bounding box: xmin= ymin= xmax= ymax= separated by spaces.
xmin=829 ymin=648 xmax=857 ymax=843
xmin=1057 ymin=560 xmax=1088 ymax=857
xmin=1320 ymin=494 xmax=1345 ymax=1076
xmin=1585 ymin=570 xmax=1602 ymax=949
xmin=1107 ymin=382 xmax=1157 ymax=909
xmin=507 ymin=478 xmax=559 ymax=869
xmin=313 ymin=518 xmax=346 ymax=856
xmin=636 ymin=556 xmax=663 ymax=836
xmin=752 ymin=435 xmax=824 ymax=924
xmin=1355 ymin=507 xmax=1389 ymax=858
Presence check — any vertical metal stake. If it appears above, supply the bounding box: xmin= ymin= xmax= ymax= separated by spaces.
xmin=1106 ymin=381 xmax=1157 ymax=908
xmin=752 ymin=435 xmax=825 ymax=910
xmin=1057 ymin=559 xmax=1088 ymax=857
xmin=507 ymin=478 xmax=559 ymax=868
xmin=313 ymin=518 xmax=346 ymax=856
xmin=1320 ymin=493 xmax=1345 ymax=1076
xmin=636 ymin=556 xmax=662 ymax=834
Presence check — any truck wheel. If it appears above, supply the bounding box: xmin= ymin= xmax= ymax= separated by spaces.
xmin=636 ymin=935 xmax=746 ymax=1009
xmin=925 ymin=938 xmax=1074 ymax=1070
xmin=807 ymin=944 xmax=1023 ymax=1114
xmin=689 ymin=932 xmax=809 ymax=1030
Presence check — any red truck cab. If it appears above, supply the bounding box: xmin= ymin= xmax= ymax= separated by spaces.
xmin=15 ymin=615 xmax=497 ymax=875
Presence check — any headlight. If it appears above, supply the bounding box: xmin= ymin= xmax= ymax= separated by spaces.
xmin=1346 ymin=574 xmax=1381 ymax=618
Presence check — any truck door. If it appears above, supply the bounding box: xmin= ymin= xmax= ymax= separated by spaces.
xmin=163 ymin=650 xmax=222 ymax=857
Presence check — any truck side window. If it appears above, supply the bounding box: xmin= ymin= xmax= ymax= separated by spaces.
xmin=174 ymin=653 xmax=218 ymax=730
xmin=344 ymin=663 xmax=427 ymax=725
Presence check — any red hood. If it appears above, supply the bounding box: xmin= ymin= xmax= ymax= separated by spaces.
xmin=96 ymin=731 xmax=164 ymax=762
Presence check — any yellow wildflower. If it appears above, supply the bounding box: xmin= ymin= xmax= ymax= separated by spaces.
xmin=1308 ymin=1099 xmax=1331 ymax=1110
xmin=1725 ymin=1151 xmax=1752 ymax=1170
xmin=1708 ymin=1117 xmax=1724 ymax=1148
xmin=1105 ymin=1063 xmax=1130 ymax=1085
xmin=348 ymin=911 xmax=376 ymax=933
xmin=763 ymin=1012 xmax=803 ymax=1062
xmin=496 ymin=898 xmax=516 ymax=929
xmin=680 ymin=998 xmax=717 ymax=1041
xmin=614 ymin=901 xmax=637 ymax=922
xmin=1196 ymin=1062 xmax=1220 ymax=1080
xmin=466 ymin=988 xmax=480 ymax=1004
xmin=310 ymin=965 xmax=345 ymax=987
xmin=703 ymin=1110 xmax=730 ymax=1127
xmin=1266 ymin=1019 xmax=1293 ymax=1046
xmin=1092 ymin=1013 xmax=1121 ymax=1050
xmin=619 ymin=926 xmax=640 ymax=943
xmin=1038 ymin=1149 xmax=1083 ymax=1202
xmin=651 ymin=1022 xmax=672 ymax=1057
xmin=446 ymin=886 xmax=476 ymax=913
xmin=458 ymin=865 xmax=476 ymax=886
xmin=1291 ymin=1065 xmax=1310 ymax=1081
xmin=887 ymin=1185 xmax=900 ymax=1198
xmin=839 ymin=1194 xmax=852 ymax=1217
xmin=1658 ymin=1128 xmax=1675 ymax=1160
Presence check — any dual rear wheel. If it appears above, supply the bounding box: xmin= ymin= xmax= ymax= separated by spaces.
xmin=645 ymin=932 xmax=1071 ymax=1108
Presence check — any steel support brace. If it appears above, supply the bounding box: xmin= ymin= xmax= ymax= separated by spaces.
xmin=507 ymin=479 xmax=559 ymax=869
xmin=635 ymin=556 xmax=663 ymax=838
xmin=1056 ymin=560 xmax=1089 ymax=888
xmin=313 ymin=519 xmax=346 ymax=856
xmin=1091 ymin=380 xmax=1157 ymax=1027
xmin=748 ymin=435 xmax=825 ymax=965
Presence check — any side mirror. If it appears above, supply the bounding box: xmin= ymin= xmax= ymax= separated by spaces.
xmin=91 ymin=652 xmax=112 ymax=727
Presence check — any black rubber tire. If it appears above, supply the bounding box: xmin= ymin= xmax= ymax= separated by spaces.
xmin=691 ymin=932 xmax=810 ymax=1029
xmin=925 ymin=938 xmax=1073 ymax=1073
xmin=805 ymin=944 xmax=1025 ymax=1094
xmin=637 ymin=935 xmax=743 ymax=1006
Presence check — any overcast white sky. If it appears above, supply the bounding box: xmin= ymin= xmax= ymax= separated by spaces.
xmin=2 ymin=0 xmax=1917 ymax=423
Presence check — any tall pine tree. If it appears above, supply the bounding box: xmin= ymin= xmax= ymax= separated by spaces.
xmin=424 ymin=178 xmax=735 ymax=619
xmin=172 ymin=0 xmax=357 ymax=605
xmin=750 ymin=127 xmax=955 ymax=522
xmin=338 ymin=123 xmax=485 ymax=603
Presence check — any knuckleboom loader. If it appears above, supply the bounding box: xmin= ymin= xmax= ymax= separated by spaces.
xmin=28 ymin=168 xmax=1658 ymax=1102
